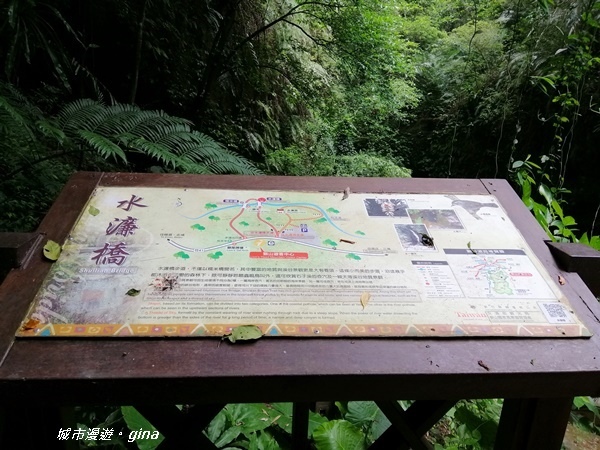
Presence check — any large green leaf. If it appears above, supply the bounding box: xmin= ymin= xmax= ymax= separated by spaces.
xmin=120 ymin=406 xmax=164 ymax=450
xmin=313 ymin=420 xmax=367 ymax=450
xmin=208 ymin=404 xmax=278 ymax=447
xmin=345 ymin=402 xmax=378 ymax=427
xmin=309 ymin=411 xmax=329 ymax=437
xmin=345 ymin=401 xmax=390 ymax=444
xmin=538 ymin=183 xmax=553 ymax=207
xmin=206 ymin=408 xmax=227 ymax=442
xmin=214 ymin=425 xmax=242 ymax=447
xmin=267 ymin=403 xmax=293 ymax=433
xmin=227 ymin=404 xmax=274 ymax=436
xmin=248 ymin=430 xmax=281 ymax=450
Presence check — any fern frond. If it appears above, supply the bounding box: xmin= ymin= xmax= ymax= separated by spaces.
xmin=77 ymin=130 xmax=127 ymax=163
xmin=58 ymin=99 xmax=110 ymax=134
xmin=36 ymin=119 xmax=66 ymax=143
xmin=123 ymin=137 xmax=179 ymax=168
xmin=56 ymin=98 xmax=259 ymax=174
xmin=95 ymin=108 xmax=146 ymax=136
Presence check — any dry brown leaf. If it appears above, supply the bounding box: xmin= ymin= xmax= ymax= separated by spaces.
xmin=558 ymin=275 xmax=566 ymax=285
xmin=360 ymin=292 xmax=371 ymax=310
xmin=21 ymin=319 xmax=40 ymax=331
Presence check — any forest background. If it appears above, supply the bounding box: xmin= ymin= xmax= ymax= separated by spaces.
xmin=2 ymin=0 xmax=600 ymax=241
xmin=2 ymin=0 xmax=600 ymax=449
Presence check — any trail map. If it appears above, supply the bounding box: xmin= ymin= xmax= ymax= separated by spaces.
xmin=18 ymin=187 xmax=590 ymax=338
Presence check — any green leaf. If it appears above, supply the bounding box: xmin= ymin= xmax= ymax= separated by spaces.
xmin=538 ymin=183 xmax=553 ymax=206
xmin=206 ymin=409 xmax=227 ymax=443
xmin=309 ymin=411 xmax=329 ymax=437
xmin=522 ymin=179 xmax=532 ymax=201
xmin=268 ymin=403 xmax=293 ymax=433
xmin=214 ymin=425 xmax=242 ymax=447
xmin=590 ymin=236 xmax=600 ymax=251
xmin=578 ymin=233 xmax=590 ymax=245
xmin=121 ymin=406 xmax=164 ymax=450
xmin=254 ymin=430 xmax=280 ymax=450
xmin=226 ymin=404 xmax=273 ymax=436
xmin=126 ymin=288 xmax=141 ymax=296
xmin=43 ymin=240 xmax=61 ymax=261
xmin=313 ymin=420 xmax=366 ymax=450
xmin=551 ymin=200 xmax=564 ymax=219
xmin=345 ymin=402 xmax=378 ymax=427
xmin=78 ymin=130 xmax=128 ymax=164
xmin=345 ymin=401 xmax=391 ymax=444
xmin=224 ymin=325 xmax=263 ymax=343
xmin=335 ymin=402 xmax=349 ymax=418
xmin=88 ymin=205 xmax=100 ymax=216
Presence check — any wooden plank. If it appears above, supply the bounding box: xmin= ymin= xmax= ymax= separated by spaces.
xmin=1 ymin=175 xmax=600 ymax=408
xmin=0 ymin=172 xmax=102 ymax=364
xmin=547 ymin=242 xmax=600 ymax=297
xmin=98 ymin=172 xmax=489 ymax=195
xmin=495 ymin=398 xmax=572 ymax=450
xmin=369 ymin=400 xmax=456 ymax=450
xmin=375 ymin=401 xmax=431 ymax=450
xmin=292 ymin=402 xmax=310 ymax=450
xmin=0 ymin=232 xmax=42 ymax=271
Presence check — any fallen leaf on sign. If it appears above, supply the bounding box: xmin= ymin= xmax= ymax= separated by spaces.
xmin=467 ymin=241 xmax=476 ymax=254
xmin=478 ymin=360 xmax=490 ymax=371
xmin=360 ymin=292 xmax=371 ymax=310
xmin=88 ymin=205 xmax=100 ymax=216
xmin=558 ymin=275 xmax=566 ymax=285
xmin=43 ymin=240 xmax=61 ymax=261
xmin=223 ymin=325 xmax=263 ymax=343
xmin=21 ymin=319 xmax=40 ymax=331
xmin=342 ymin=187 xmax=350 ymax=200
xmin=126 ymin=288 xmax=141 ymax=296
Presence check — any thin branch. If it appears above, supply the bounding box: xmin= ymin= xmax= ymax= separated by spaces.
xmin=591 ymin=201 xmax=600 ymax=237
xmin=226 ymin=1 xmax=344 ymax=60
xmin=2 ymin=149 xmax=85 ymax=180
xmin=258 ymin=64 xmax=303 ymax=92
xmin=282 ymin=19 xmax=332 ymax=48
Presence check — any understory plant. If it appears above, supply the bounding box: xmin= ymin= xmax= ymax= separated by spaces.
xmin=511 ymin=154 xmax=600 ymax=250
xmin=0 ymin=83 xmax=259 ymax=232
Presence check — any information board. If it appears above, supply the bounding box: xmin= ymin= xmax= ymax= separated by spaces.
xmin=18 ymin=187 xmax=591 ymax=338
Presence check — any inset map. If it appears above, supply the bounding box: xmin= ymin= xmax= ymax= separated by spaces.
xmin=444 ymin=249 xmax=555 ymax=299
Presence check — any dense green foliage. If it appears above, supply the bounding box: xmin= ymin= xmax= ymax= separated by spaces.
xmin=56 ymin=398 xmax=600 ymax=449
xmin=2 ymin=0 xmax=600 ymax=234
xmin=3 ymin=0 xmax=600 ymax=235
